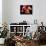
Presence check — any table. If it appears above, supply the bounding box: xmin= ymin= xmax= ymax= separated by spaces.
xmin=12 ymin=39 xmax=32 ymax=46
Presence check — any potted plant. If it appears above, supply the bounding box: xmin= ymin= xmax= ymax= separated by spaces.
xmin=0 ymin=23 xmax=9 ymax=44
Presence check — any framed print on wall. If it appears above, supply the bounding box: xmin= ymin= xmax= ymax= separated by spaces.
xmin=20 ymin=5 xmax=32 ymax=14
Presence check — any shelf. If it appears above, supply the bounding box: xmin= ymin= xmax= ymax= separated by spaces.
xmin=9 ymin=25 xmax=31 ymax=36
xmin=16 ymin=32 xmax=23 ymax=33
xmin=10 ymin=32 xmax=23 ymax=33
xmin=9 ymin=23 xmax=37 ymax=26
xmin=10 ymin=32 xmax=15 ymax=33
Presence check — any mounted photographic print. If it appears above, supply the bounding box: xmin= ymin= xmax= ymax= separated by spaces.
xmin=20 ymin=5 xmax=32 ymax=14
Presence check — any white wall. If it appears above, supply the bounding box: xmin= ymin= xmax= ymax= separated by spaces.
xmin=2 ymin=0 xmax=8 ymax=24
xmin=0 ymin=0 xmax=2 ymax=27
xmin=2 ymin=0 xmax=46 ymax=26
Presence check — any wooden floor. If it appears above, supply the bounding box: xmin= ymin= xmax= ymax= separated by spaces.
xmin=40 ymin=45 xmax=46 ymax=46
xmin=0 ymin=40 xmax=46 ymax=46
xmin=0 ymin=44 xmax=4 ymax=46
xmin=0 ymin=43 xmax=46 ymax=46
xmin=31 ymin=40 xmax=46 ymax=46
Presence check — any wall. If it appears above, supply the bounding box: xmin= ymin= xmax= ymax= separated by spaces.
xmin=0 ymin=0 xmax=2 ymax=27
xmin=2 ymin=0 xmax=8 ymax=24
xmin=2 ymin=0 xmax=46 ymax=26
xmin=8 ymin=0 xmax=37 ymax=24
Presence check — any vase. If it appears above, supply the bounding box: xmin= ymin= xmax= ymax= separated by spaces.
xmin=0 ymin=38 xmax=5 ymax=44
